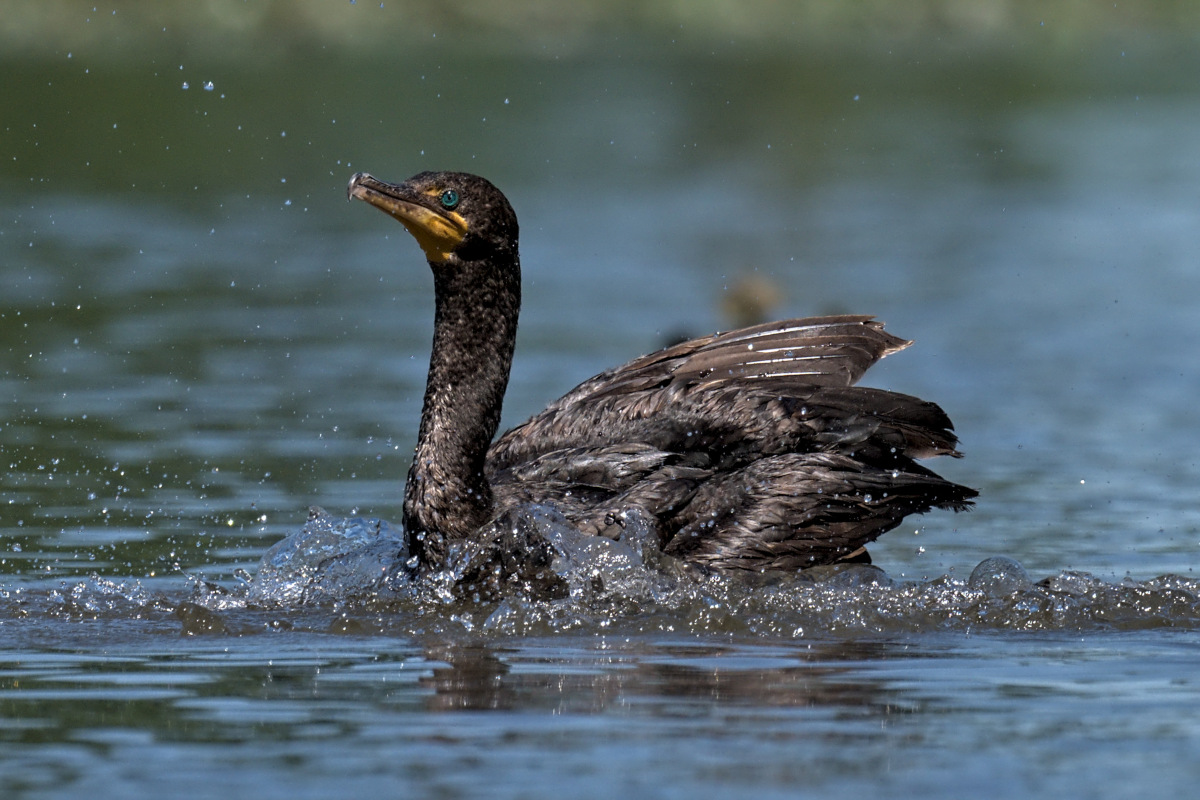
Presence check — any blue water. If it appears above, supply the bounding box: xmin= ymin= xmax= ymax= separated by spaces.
xmin=4 ymin=33 xmax=1200 ymax=799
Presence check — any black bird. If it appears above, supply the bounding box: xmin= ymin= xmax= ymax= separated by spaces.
xmin=347 ymin=171 xmax=976 ymax=575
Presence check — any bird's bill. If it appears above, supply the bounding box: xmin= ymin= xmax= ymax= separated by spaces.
xmin=347 ymin=172 xmax=467 ymax=263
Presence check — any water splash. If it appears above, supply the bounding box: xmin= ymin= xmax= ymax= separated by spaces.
xmin=244 ymin=506 xmax=408 ymax=607
xmin=186 ymin=507 xmax=1200 ymax=637
xmin=11 ymin=509 xmax=1200 ymax=638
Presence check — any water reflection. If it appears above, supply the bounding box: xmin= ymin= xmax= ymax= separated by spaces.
xmin=5 ymin=569 xmax=1200 ymax=798
xmin=0 ymin=630 xmax=910 ymax=728
xmin=419 ymin=639 xmax=904 ymax=714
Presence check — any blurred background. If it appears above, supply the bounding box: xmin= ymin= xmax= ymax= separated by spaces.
xmin=3 ymin=0 xmax=1200 ymax=583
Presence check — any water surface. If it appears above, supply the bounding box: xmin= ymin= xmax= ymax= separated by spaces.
xmin=4 ymin=19 xmax=1200 ymax=799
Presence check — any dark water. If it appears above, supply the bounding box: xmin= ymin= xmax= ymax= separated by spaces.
xmin=4 ymin=17 xmax=1200 ymax=799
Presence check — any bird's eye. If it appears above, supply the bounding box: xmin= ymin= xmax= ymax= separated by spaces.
xmin=439 ymin=189 xmax=460 ymax=210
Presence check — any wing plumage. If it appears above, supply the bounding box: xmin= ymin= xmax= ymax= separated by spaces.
xmin=487 ymin=316 xmax=975 ymax=570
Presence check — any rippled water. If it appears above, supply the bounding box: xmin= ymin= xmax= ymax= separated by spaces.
xmin=4 ymin=24 xmax=1200 ymax=799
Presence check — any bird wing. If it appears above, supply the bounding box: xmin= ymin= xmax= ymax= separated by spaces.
xmin=484 ymin=316 xmax=974 ymax=571
xmin=661 ymin=452 xmax=976 ymax=571
xmin=488 ymin=315 xmax=928 ymax=470
xmin=586 ymin=315 xmax=910 ymax=398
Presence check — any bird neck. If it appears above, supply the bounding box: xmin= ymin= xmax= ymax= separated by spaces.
xmin=403 ymin=250 xmax=520 ymax=567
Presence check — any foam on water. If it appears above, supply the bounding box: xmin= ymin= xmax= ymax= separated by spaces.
xmin=185 ymin=508 xmax=1200 ymax=636
xmin=10 ymin=508 xmax=1199 ymax=639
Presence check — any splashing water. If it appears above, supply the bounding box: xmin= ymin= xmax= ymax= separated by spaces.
xmin=147 ymin=507 xmax=1200 ymax=637
xmin=10 ymin=508 xmax=1198 ymax=639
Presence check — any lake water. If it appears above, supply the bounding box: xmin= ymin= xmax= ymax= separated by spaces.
xmin=4 ymin=19 xmax=1200 ymax=799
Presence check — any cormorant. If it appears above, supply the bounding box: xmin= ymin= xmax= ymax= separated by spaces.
xmin=346 ymin=170 xmax=976 ymax=575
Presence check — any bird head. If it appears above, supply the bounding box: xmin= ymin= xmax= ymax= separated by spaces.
xmin=347 ymin=170 xmax=518 ymax=265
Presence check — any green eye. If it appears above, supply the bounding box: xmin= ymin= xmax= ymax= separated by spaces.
xmin=439 ymin=189 xmax=460 ymax=210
